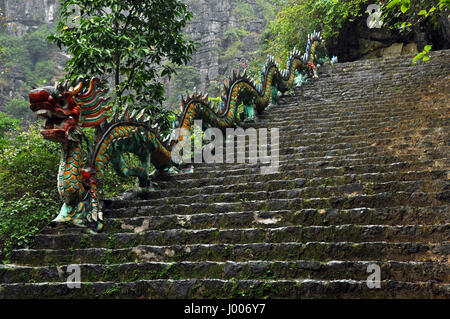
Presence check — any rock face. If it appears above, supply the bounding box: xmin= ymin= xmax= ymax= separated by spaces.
xmin=163 ymin=0 xmax=272 ymax=105
xmin=2 ymin=0 xmax=58 ymax=36
xmin=327 ymin=7 xmax=449 ymax=62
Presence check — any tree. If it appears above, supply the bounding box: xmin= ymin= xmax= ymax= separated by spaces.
xmin=49 ymin=0 xmax=197 ymax=131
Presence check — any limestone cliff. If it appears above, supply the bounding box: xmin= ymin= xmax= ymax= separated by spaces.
xmin=2 ymin=0 xmax=58 ymax=36
xmin=0 ymin=0 xmax=273 ymax=112
xmin=164 ymin=0 xmax=274 ymax=106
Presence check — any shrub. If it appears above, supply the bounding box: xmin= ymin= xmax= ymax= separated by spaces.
xmin=0 ymin=125 xmax=60 ymax=262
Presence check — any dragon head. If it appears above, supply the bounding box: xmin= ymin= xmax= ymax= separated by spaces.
xmin=29 ymin=78 xmax=111 ymax=142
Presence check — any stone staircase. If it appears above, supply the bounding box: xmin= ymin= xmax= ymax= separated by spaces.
xmin=1 ymin=50 xmax=449 ymax=298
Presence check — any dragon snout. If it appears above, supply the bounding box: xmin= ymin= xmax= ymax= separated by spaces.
xmin=29 ymin=88 xmax=55 ymax=112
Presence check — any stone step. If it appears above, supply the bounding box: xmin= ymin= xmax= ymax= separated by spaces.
xmin=151 ymin=168 xmax=438 ymax=192
xmin=255 ymin=108 xmax=447 ymax=127
xmin=106 ymin=180 xmax=446 ymax=209
xmin=186 ymin=148 xmax=448 ymax=172
xmin=32 ymin=224 xmax=450 ymax=250
xmin=10 ymin=241 xmax=450 ymax=267
xmin=146 ymin=171 xmax=447 ymax=200
xmin=97 ymin=206 xmax=450 ymax=233
xmin=156 ymin=160 xmax=442 ymax=183
xmin=201 ymin=135 xmax=448 ymax=159
xmin=103 ymin=191 xmax=449 ymax=217
xmin=1 ymin=279 xmax=449 ymax=299
xmin=197 ymin=127 xmax=450 ymax=154
xmin=1 ymin=260 xmax=448 ymax=284
xmin=268 ymin=95 xmax=447 ymax=114
xmin=242 ymin=114 xmax=445 ymax=131
xmin=255 ymin=109 xmax=422 ymax=126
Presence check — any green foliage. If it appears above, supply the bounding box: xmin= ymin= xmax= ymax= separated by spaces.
xmin=263 ymin=0 xmax=369 ymax=65
xmin=0 ymin=112 xmax=18 ymax=148
xmin=0 ymin=25 xmax=58 ymax=123
xmin=166 ymin=64 xmax=200 ymax=109
xmin=0 ymin=112 xmax=17 ymax=138
xmin=49 ymin=0 xmax=197 ymax=125
xmin=0 ymin=126 xmax=60 ymax=262
xmin=0 ymin=26 xmax=56 ymax=84
xmin=232 ymin=0 xmax=256 ymax=23
xmin=382 ymin=0 xmax=448 ymax=62
xmin=23 ymin=25 xmax=54 ymax=64
xmin=5 ymin=98 xmax=30 ymax=119
xmin=382 ymin=0 xmax=447 ymax=32
xmin=413 ymin=44 xmax=432 ymax=62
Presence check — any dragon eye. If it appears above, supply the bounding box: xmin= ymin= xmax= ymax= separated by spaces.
xmin=58 ymin=99 xmax=67 ymax=107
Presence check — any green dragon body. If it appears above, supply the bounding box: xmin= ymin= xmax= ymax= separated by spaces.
xmin=28 ymin=31 xmax=331 ymax=232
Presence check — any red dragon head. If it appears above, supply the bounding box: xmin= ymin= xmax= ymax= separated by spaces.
xmin=29 ymin=78 xmax=111 ymax=142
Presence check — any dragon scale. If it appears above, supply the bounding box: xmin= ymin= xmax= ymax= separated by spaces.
xmin=28 ymin=31 xmax=331 ymax=232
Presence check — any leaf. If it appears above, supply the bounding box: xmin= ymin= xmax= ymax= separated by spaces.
xmin=400 ymin=4 xmax=409 ymax=13
xmin=417 ymin=10 xmax=427 ymax=16
xmin=424 ymin=45 xmax=432 ymax=52
xmin=412 ymin=52 xmax=425 ymax=63
xmin=386 ymin=0 xmax=402 ymax=9
xmin=422 ymin=55 xmax=430 ymax=62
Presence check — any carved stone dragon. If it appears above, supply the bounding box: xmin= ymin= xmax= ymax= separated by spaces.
xmin=28 ymin=32 xmax=331 ymax=233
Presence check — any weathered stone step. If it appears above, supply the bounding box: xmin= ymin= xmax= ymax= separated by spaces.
xmin=103 ymin=191 xmax=449 ymax=217
xmin=189 ymin=146 xmax=448 ymax=172
xmin=1 ymin=279 xmax=448 ymax=299
xmin=1 ymin=260 xmax=448 ymax=285
xmin=191 ymin=138 xmax=450 ymax=169
xmin=32 ymin=224 xmax=450 ymax=250
xmin=275 ymin=96 xmax=447 ymax=117
xmin=204 ymin=127 xmax=449 ymax=153
xmin=10 ymin=241 xmax=450 ymax=267
xmin=158 ymin=160 xmax=440 ymax=183
xmin=276 ymin=88 xmax=447 ymax=103
xmin=97 ymin=206 xmax=450 ymax=233
xmin=220 ymin=133 xmax=444 ymax=156
xmin=152 ymin=167 xmax=425 ymax=191
xmin=269 ymin=96 xmax=447 ymax=115
xmin=256 ymin=109 xmax=421 ymax=125
xmin=284 ymin=77 xmax=446 ymax=100
xmin=108 ymin=180 xmax=445 ymax=209
xmin=213 ymin=133 xmax=448 ymax=157
xmin=266 ymin=125 xmax=447 ymax=143
xmin=248 ymin=114 xmax=442 ymax=131
xmin=147 ymin=171 xmax=447 ymax=200
xmin=256 ymin=108 xmax=447 ymax=126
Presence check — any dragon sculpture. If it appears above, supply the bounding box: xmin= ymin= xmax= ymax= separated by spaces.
xmin=29 ymin=31 xmax=332 ymax=233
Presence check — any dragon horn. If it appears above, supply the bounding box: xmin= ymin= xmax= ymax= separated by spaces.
xmin=70 ymin=82 xmax=83 ymax=96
